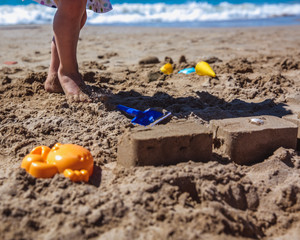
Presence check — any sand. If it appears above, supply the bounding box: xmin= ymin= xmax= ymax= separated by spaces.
xmin=0 ymin=24 xmax=300 ymax=239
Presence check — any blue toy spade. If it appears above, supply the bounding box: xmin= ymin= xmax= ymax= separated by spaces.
xmin=117 ymin=105 xmax=171 ymax=127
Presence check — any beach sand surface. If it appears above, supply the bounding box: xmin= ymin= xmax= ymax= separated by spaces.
xmin=0 ymin=25 xmax=300 ymax=239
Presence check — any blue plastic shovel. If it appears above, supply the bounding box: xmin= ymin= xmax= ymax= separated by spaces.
xmin=117 ymin=105 xmax=171 ymax=127
xmin=178 ymin=67 xmax=196 ymax=74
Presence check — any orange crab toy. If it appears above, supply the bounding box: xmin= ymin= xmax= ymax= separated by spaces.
xmin=21 ymin=143 xmax=94 ymax=182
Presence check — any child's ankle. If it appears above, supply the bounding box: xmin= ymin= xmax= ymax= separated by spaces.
xmin=58 ymin=67 xmax=80 ymax=77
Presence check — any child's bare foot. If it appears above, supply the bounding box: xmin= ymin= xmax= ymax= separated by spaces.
xmin=58 ymin=70 xmax=91 ymax=102
xmin=44 ymin=70 xmax=64 ymax=93
xmin=45 ymin=39 xmax=63 ymax=93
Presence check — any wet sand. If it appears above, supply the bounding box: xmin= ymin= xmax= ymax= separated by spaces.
xmin=0 ymin=25 xmax=300 ymax=240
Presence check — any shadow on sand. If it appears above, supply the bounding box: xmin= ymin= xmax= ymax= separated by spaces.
xmin=93 ymin=88 xmax=293 ymax=121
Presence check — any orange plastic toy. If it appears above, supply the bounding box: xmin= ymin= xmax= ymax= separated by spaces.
xmin=21 ymin=143 xmax=94 ymax=182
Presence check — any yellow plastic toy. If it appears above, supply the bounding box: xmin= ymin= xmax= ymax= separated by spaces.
xmin=21 ymin=143 xmax=94 ymax=182
xmin=160 ymin=63 xmax=173 ymax=75
xmin=195 ymin=61 xmax=216 ymax=77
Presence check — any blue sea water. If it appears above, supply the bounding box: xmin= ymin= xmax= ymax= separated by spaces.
xmin=2 ymin=0 xmax=300 ymax=5
xmin=1 ymin=0 xmax=300 ymax=27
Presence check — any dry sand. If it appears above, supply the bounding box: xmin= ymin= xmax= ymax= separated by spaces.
xmin=0 ymin=25 xmax=300 ymax=240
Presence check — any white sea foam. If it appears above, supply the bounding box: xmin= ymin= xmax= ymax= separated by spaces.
xmin=0 ymin=2 xmax=300 ymax=25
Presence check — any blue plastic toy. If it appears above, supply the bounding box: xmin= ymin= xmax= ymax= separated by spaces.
xmin=178 ymin=67 xmax=196 ymax=74
xmin=117 ymin=105 xmax=171 ymax=127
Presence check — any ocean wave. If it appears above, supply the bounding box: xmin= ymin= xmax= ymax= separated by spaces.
xmin=0 ymin=2 xmax=300 ymax=25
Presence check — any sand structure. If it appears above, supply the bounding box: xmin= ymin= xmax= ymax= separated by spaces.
xmin=0 ymin=25 xmax=300 ymax=239
xmin=118 ymin=117 xmax=298 ymax=167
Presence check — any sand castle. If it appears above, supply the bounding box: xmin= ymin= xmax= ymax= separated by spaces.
xmin=118 ymin=115 xmax=299 ymax=167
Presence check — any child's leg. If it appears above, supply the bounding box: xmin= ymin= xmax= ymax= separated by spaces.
xmin=44 ymin=11 xmax=87 ymax=94
xmin=44 ymin=38 xmax=63 ymax=93
xmin=53 ymin=0 xmax=89 ymax=102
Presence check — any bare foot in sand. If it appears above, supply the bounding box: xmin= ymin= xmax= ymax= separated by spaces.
xmin=44 ymin=41 xmax=90 ymax=101
xmin=44 ymin=40 xmax=63 ymax=93
xmin=58 ymin=70 xmax=91 ymax=102
xmin=44 ymin=71 xmax=64 ymax=93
